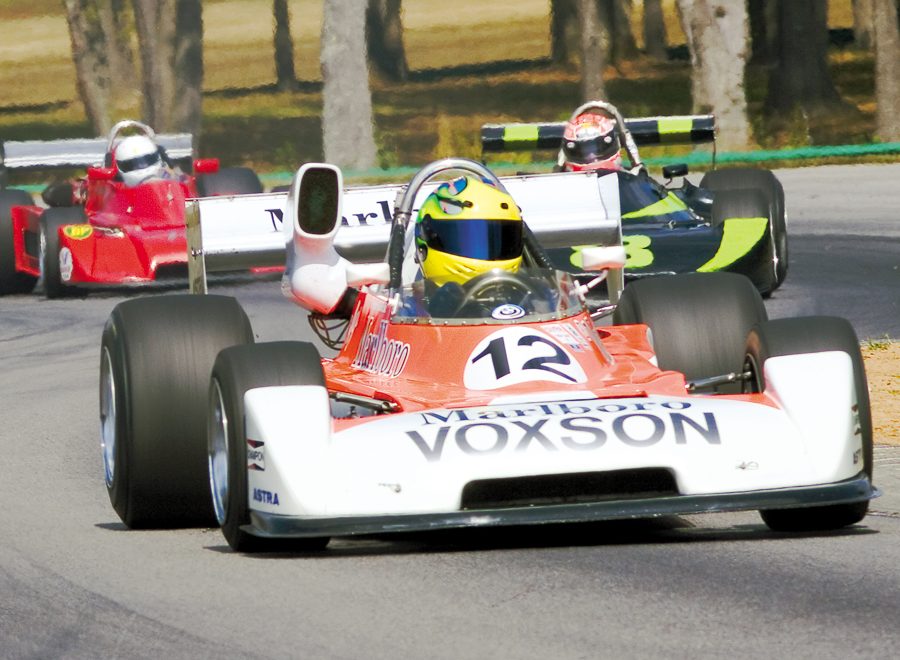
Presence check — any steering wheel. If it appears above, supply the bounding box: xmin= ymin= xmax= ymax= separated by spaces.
xmin=450 ymin=270 xmax=533 ymax=317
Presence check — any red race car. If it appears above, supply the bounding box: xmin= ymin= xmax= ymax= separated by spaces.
xmin=0 ymin=120 xmax=263 ymax=298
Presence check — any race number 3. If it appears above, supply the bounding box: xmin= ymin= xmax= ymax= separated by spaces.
xmin=464 ymin=327 xmax=587 ymax=390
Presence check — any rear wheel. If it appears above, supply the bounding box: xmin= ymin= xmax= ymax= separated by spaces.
xmin=0 ymin=189 xmax=38 ymax=295
xmin=40 ymin=207 xmax=86 ymax=299
xmin=613 ymin=272 xmax=767 ymax=389
xmin=100 ymin=295 xmax=253 ymax=528
xmin=210 ymin=341 xmax=330 ymax=553
xmin=700 ymin=168 xmax=788 ymax=294
xmin=744 ymin=317 xmax=873 ymax=531
xmin=196 ymin=167 xmax=263 ymax=196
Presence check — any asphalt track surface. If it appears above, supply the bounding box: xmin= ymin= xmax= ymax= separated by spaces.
xmin=0 ymin=163 xmax=898 ymax=659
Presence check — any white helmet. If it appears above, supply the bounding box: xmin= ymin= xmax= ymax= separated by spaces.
xmin=114 ymin=135 xmax=163 ymax=187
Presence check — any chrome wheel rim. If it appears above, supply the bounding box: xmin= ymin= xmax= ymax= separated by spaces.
xmin=209 ymin=379 xmax=230 ymax=526
xmin=38 ymin=227 xmax=47 ymax=278
xmin=99 ymin=347 xmax=117 ymax=487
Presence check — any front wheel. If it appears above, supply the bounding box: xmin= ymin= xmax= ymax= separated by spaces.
xmin=744 ymin=317 xmax=873 ymax=531
xmin=210 ymin=341 xmax=331 ymax=553
xmin=701 ymin=167 xmax=788 ymax=294
xmin=40 ymin=207 xmax=86 ymax=298
xmin=613 ymin=272 xmax=767 ymax=389
xmin=101 ymin=295 xmax=253 ymax=528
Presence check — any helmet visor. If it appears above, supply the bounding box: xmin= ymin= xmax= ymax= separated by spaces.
xmin=118 ymin=151 xmax=161 ymax=173
xmin=419 ymin=217 xmax=522 ymax=261
xmin=563 ymin=133 xmax=620 ymax=165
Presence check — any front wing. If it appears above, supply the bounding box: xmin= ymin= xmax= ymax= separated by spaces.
xmin=249 ymin=475 xmax=873 ymax=538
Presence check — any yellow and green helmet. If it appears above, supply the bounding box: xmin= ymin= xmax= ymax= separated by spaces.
xmin=414 ymin=176 xmax=523 ymax=286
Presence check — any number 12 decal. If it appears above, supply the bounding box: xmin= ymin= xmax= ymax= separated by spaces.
xmin=464 ymin=327 xmax=587 ymax=390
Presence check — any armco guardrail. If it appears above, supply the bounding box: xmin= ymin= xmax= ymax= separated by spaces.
xmin=8 ymin=142 xmax=900 ymax=193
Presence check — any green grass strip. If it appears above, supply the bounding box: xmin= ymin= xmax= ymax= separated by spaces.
xmin=261 ymin=141 xmax=900 ymax=185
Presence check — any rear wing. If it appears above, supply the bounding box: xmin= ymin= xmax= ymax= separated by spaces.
xmin=0 ymin=133 xmax=194 ymax=185
xmin=481 ymin=115 xmax=716 ymax=153
xmin=186 ymin=170 xmax=624 ymax=297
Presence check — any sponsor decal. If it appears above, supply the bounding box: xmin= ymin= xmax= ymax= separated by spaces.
xmin=264 ymin=208 xmax=283 ymax=230
xmin=351 ymin=317 xmax=410 ymax=377
xmin=407 ymin=402 xmax=721 ymax=462
xmin=59 ymin=248 xmax=73 ymax=282
xmin=253 ymin=488 xmax=280 ymax=506
xmin=546 ymin=324 xmax=587 ymax=353
xmin=492 ymin=304 xmax=526 ymax=320
xmin=63 ymin=224 xmax=93 ymax=240
xmin=464 ymin=327 xmax=587 ymax=390
xmin=247 ymin=439 xmax=265 ymax=471
xmin=264 ymin=199 xmax=395 ymax=231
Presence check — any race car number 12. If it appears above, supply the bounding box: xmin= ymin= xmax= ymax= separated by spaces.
xmin=474 ymin=336 xmax=574 ymax=381
xmin=464 ymin=327 xmax=587 ymax=390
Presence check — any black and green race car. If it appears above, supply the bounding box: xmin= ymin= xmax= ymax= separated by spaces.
xmin=481 ymin=107 xmax=788 ymax=296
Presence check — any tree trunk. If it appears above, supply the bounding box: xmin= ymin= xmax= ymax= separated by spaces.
xmin=677 ymin=0 xmax=751 ymax=150
xmin=579 ymin=0 xmax=609 ymax=100
xmin=131 ymin=0 xmax=203 ymax=136
xmin=366 ymin=0 xmax=408 ymax=81
xmin=97 ymin=0 xmax=137 ymax=93
xmin=853 ymin=0 xmax=875 ymax=50
xmin=609 ymin=0 xmax=639 ymax=63
xmin=551 ymin=0 xmax=580 ymax=64
xmin=766 ymin=0 xmax=845 ymax=116
xmin=748 ymin=0 xmax=776 ymax=63
xmin=65 ymin=0 xmax=112 ymax=135
xmin=65 ymin=0 xmax=139 ymax=135
xmin=173 ymin=0 xmax=203 ymax=137
xmin=322 ymin=0 xmax=377 ymax=170
xmin=873 ymin=0 xmax=900 ymax=140
xmin=274 ymin=0 xmax=298 ymax=91
xmin=643 ymin=0 xmax=668 ymax=59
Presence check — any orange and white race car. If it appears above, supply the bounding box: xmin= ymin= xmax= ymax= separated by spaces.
xmin=99 ymin=159 xmax=876 ymax=553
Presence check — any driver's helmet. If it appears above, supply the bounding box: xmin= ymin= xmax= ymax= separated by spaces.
xmin=113 ymin=135 xmax=164 ymax=187
xmin=561 ymin=110 xmax=622 ymax=172
xmin=415 ymin=176 xmax=523 ymax=286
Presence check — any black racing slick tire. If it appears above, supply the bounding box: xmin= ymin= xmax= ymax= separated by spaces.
xmin=700 ymin=167 xmax=788 ymax=294
xmin=40 ymin=206 xmax=86 ymax=299
xmin=209 ymin=342 xmax=331 ymax=553
xmin=0 ymin=189 xmax=38 ymax=295
xmin=744 ymin=317 xmax=873 ymax=531
xmin=196 ymin=167 xmax=264 ymax=197
xmin=613 ymin=272 xmax=767 ymax=390
xmin=100 ymin=295 xmax=253 ymax=528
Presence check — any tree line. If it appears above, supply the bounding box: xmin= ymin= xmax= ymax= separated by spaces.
xmin=65 ymin=0 xmax=900 ymax=170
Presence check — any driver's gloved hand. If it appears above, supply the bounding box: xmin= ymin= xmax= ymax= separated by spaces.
xmin=428 ymin=281 xmax=466 ymax=317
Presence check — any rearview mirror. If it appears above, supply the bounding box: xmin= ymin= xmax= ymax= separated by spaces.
xmin=662 ymin=163 xmax=689 ymax=180
xmin=193 ymin=158 xmax=220 ymax=174
xmin=296 ymin=164 xmax=342 ymax=236
xmin=87 ymin=166 xmax=116 ymax=181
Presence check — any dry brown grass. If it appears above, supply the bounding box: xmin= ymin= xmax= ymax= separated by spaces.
xmin=0 ymin=0 xmax=884 ymax=171
xmin=863 ymin=341 xmax=900 ymax=446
